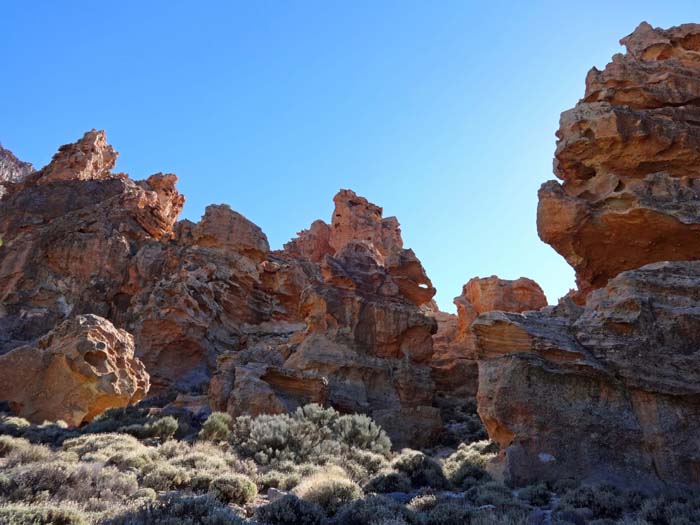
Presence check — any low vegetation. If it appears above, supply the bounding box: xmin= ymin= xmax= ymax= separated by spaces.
xmin=0 ymin=404 xmax=698 ymax=524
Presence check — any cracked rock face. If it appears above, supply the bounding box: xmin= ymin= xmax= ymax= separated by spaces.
xmin=537 ymin=22 xmax=700 ymax=302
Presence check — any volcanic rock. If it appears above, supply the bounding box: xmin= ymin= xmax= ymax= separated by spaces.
xmin=474 ymin=261 xmax=700 ymax=487
xmin=430 ymin=277 xmax=547 ymax=424
xmin=537 ymin=22 xmax=700 ymax=301
xmin=0 ymin=314 xmax=149 ymax=425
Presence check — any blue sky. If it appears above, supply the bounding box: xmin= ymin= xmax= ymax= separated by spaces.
xmin=3 ymin=1 xmax=697 ymax=311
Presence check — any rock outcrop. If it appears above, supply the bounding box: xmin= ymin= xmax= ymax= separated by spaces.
xmin=430 ymin=277 xmax=547 ymax=408
xmin=0 ymin=134 xmax=440 ymax=446
xmin=0 ymin=143 xmax=33 ymax=197
xmin=0 ymin=314 xmax=149 ymax=425
xmin=537 ymin=22 xmax=700 ymax=302
xmin=474 ymin=262 xmax=700 ymax=487
xmin=476 ymin=22 xmax=700 ymax=488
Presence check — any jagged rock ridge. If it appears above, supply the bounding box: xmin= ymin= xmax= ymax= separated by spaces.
xmin=0 ymin=133 xmax=441 ymax=447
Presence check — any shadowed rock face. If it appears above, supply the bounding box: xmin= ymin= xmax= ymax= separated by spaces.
xmin=429 ymin=277 xmax=547 ymax=414
xmin=0 ymin=314 xmax=149 ymax=425
xmin=538 ymin=22 xmax=700 ymax=302
xmin=475 ymin=22 xmax=700 ymax=489
xmin=0 ymin=134 xmax=440 ymax=446
xmin=474 ymin=262 xmax=700 ymax=487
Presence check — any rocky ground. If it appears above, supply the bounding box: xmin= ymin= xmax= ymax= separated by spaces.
xmin=1 ymin=20 xmax=700 ymax=525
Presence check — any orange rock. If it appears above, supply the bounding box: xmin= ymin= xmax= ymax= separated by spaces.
xmin=0 ymin=315 xmax=149 ymax=425
xmin=537 ymin=22 xmax=700 ymax=301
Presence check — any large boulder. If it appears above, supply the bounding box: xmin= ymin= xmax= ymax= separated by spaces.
xmin=473 ymin=261 xmax=700 ymax=488
xmin=0 ymin=314 xmax=149 ymax=426
xmin=537 ymin=22 xmax=700 ymax=302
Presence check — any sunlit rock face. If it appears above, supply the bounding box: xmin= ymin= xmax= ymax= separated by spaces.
xmin=0 ymin=132 xmax=441 ymax=446
xmin=0 ymin=142 xmax=33 ymax=197
xmin=476 ymin=22 xmax=700 ymax=488
xmin=0 ymin=314 xmax=149 ymax=426
xmin=538 ymin=22 xmax=700 ymax=303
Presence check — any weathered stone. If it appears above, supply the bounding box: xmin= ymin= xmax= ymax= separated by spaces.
xmin=0 ymin=315 xmax=148 ymax=425
xmin=474 ymin=261 xmax=700 ymax=487
xmin=537 ymin=22 xmax=700 ymax=301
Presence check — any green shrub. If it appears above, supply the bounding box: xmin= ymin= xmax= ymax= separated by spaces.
xmin=425 ymin=501 xmax=474 ymax=525
xmin=332 ymin=413 xmax=391 ymax=456
xmin=335 ymin=495 xmax=423 ymax=525
xmin=557 ymin=484 xmax=626 ymax=520
xmin=145 ymin=416 xmax=179 ymax=440
xmin=255 ymin=494 xmax=324 ymax=525
xmin=0 ymin=504 xmax=88 ymax=525
xmin=518 ymin=482 xmax=551 ymax=506
xmin=208 ymin=474 xmax=257 ymax=505
xmin=199 ymin=412 xmax=232 ymax=442
xmin=442 ymin=441 xmax=494 ymax=490
xmin=364 ymin=470 xmax=412 ymax=493
xmin=466 ymin=481 xmax=517 ymax=507
xmin=391 ymin=450 xmax=448 ymax=489
xmin=230 ymin=404 xmax=392 ymax=466
xmin=4 ymin=441 xmax=52 ymax=467
xmin=142 ymin=463 xmax=190 ymax=491
xmin=106 ymin=493 xmax=247 ymax=525
xmin=293 ymin=470 xmax=363 ymax=516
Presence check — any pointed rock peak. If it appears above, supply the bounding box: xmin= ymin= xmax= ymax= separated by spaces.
xmin=621 ymin=21 xmax=700 ymax=61
xmin=329 ymin=188 xmax=403 ymax=257
xmin=37 ymin=129 xmax=118 ymax=185
xmin=0 ymin=143 xmax=34 ymax=196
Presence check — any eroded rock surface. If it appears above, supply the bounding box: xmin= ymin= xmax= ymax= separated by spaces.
xmin=0 ymin=314 xmax=149 ymax=425
xmin=474 ymin=262 xmax=700 ymax=487
xmin=537 ymin=22 xmax=700 ymax=301
xmin=430 ymin=277 xmax=547 ymax=408
xmin=0 ymin=133 xmax=440 ymax=446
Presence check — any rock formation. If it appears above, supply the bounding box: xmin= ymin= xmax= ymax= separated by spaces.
xmin=0 ymin=134 xmax=440 ymax=446
xmin=538 ymin=22 xmax=700 ymax=302
xmin=0 ymin=142 xmax=33 ymax=197
xmin=0 ymin=314 xmax=149 ymax=425
xmin=430 ymin=277 xmax=547 ymax=413
xmin=474 ymin=262 xmax=700 ymax=487
xmin=476 ymin=22 xmax=700 ymax=488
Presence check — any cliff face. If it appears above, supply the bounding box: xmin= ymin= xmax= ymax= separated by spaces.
xmin=476 ymin=22 xmax=700 ymax=488
xmin=0 ymin=135 xmax=440 ymax=447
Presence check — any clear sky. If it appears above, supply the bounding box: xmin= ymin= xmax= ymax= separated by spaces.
xmin=3 ymin=1 xmax=697 ymax=311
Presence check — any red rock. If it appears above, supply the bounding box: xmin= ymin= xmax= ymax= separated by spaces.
xmin=537 ymin=22 xmax=700 ymax=302
xmin=0 ymin=315 xmax=149 ymax=425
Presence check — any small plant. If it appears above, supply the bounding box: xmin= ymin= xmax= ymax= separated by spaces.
xmin=556 ymin=483 xmax=626 ymax=520
xmin=255 ymin=494 xmax=325 ymax=525
xmin=364 ymin=470 xmax=412 ymax=493
xmin=199 ymin=412 xmax=232 ymax=442
xmin=518 ymin=482 xmax=551 ymax=506
xmin=293 ymin=470 xmax=363 ymax=516
xmin=141 ymin=463 xmax=190 ymax=491
xmin=106 ymin=493 xmax=247 ymax=525
xmin=335 ymin=494 xmax=423 ymax=525
xmin=0 ymin=504 xmax=88 ymax=525
xmin=391 ymin=450 xmax=448 ymax=489
xmin=208 ymin=474 xmax=258 ymax=505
